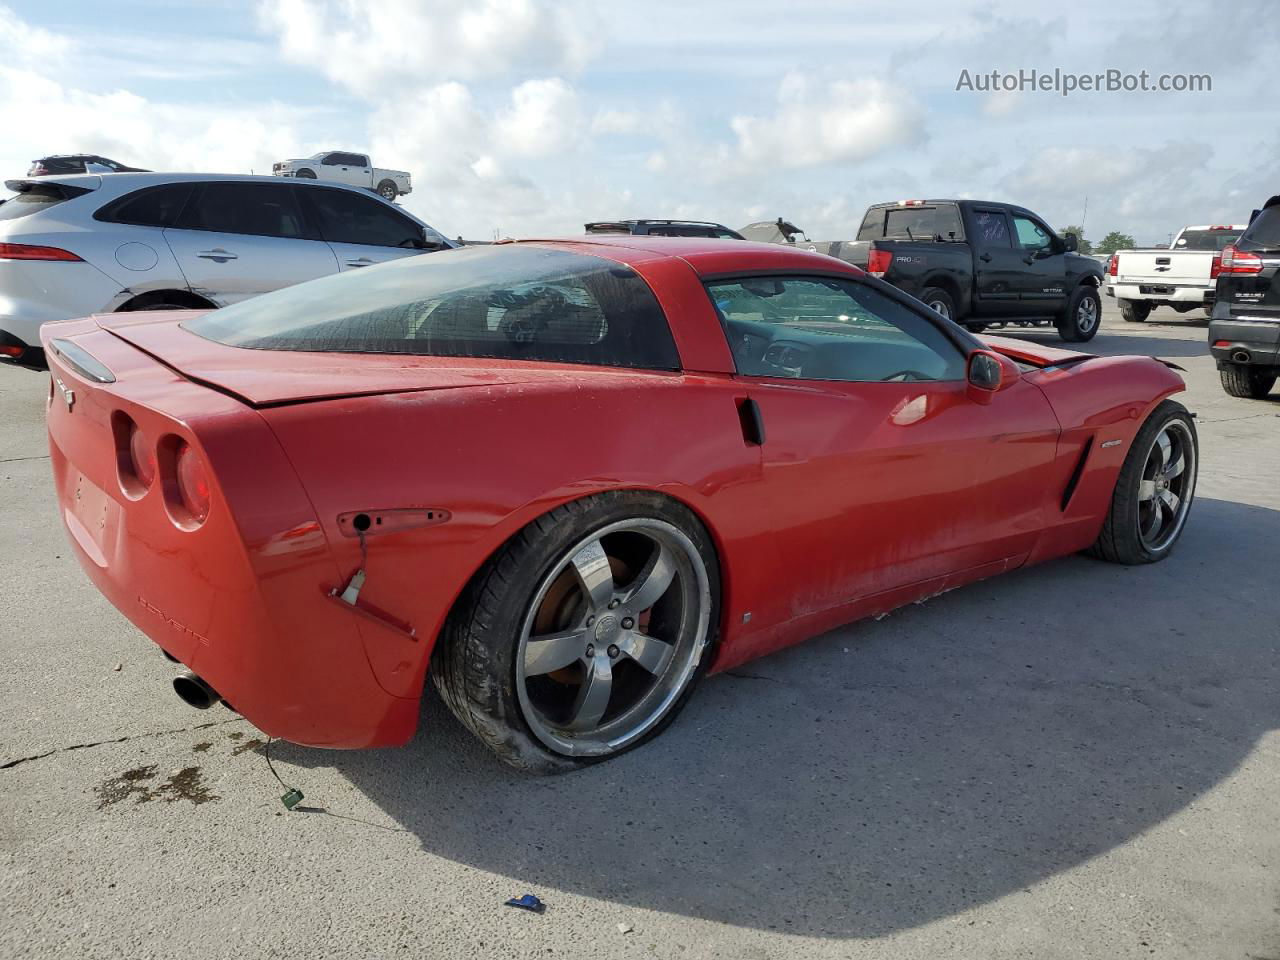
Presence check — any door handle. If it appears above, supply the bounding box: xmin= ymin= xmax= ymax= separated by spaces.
xmin=196 ymin=248 xmax=237 ymax=262
xmin=345 ymin=257 xmax=375 ymax=267
xmin=979 ymin=253 xmax=992 ymax=263
xmin=737 ymin=397 xmax=766 ymax=446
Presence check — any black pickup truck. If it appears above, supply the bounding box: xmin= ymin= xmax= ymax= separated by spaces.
xmin=807 ymin=199 xmax=1105 ymax=342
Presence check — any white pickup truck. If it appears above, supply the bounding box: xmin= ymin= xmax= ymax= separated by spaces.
xmin=271 ymin=151 xmax=412 ymax=202
xmin=1105 ymin=224 xmax=1245 ymax=322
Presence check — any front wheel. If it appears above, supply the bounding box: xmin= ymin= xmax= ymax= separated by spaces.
xmin=294 ymin=168 xmax=316 ymax=179
xmin=377 ymin=180 xmax=398 ymax=201
xmin=1219 ymin=364 xmax=1277 ymax=399
xmin=1089 ymin=400 xmax=1198 ymax=565
xmin=1057 ymin=285 xmax=1102 ymax=342
xmin=432 ymin=491 xmax=719 ymax=773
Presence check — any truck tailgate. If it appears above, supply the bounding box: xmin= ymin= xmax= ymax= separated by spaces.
xmin=1116 ymin=250 xmax=1212 ymax=283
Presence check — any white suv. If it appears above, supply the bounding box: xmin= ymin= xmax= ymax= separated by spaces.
xmin=0 ymin=173 xmax=450 ymax=367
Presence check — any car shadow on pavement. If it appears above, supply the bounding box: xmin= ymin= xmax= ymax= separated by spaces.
xmin=282 ymin=496 xmax=1279 ymax=939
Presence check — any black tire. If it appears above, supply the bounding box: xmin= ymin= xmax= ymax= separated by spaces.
xmin=964 ymin=322 xmax=988 ymax=334
xmin=1119 ymin=299 xmax=1151 ymax=323
xmin=1219 ymin=364 xmax=1277 ymax=399
xmin=431 ymin=491 xmax=720 ymax=774
xmin=1171 ymin=303 xmax=1195 ymax=314
xmin=137 ymin=303 xmax=188 ymax=311
xmin=295 ymin=168 xmax=316 ymax=179
xmin=920 ymin=287 xmax=958 ymax=323
xmin=377 ymin=180 xmax=398 ymax=201
xmin=1088 ymin=400 xmax=1198 ymax=565
xmin=1057 ymin=285 xmax=1102 ymax=342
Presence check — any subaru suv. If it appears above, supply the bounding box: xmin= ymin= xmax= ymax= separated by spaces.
xmin=0 ymin=173 xmax=451 ymax=368
xmin=1209 ymin=194 xmax=1280 ymax=399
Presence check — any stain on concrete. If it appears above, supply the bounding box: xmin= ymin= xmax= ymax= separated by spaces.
xmin=94 ymin=765 xmax=218 ymax=808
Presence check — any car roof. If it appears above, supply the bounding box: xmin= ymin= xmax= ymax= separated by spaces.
xmin=515 ymin=235 xmax=864 ymax=277
xmin=10 ymin=171 xmax=397 ymax=198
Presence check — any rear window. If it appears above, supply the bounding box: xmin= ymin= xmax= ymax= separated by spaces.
xmin=856 ymin=205 xmax=962 ymax=242
xmin=0 ymin=184 xmax=88 ymax=221
xmin=184 ymin=245 xmax=681 ymax=370
xmin=1240 ymin=204 xmax=1280 ymax=250
xmin=94 ymin=183 xmax=193 ymax=228
xmin=1175 ymin=228 xmax=1242 ymax=251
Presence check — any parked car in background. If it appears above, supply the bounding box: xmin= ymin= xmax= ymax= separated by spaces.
xmin=272 ymin=152 xmax=411 ymax=201
xmin=0 ymin=173 xmax=449 ymax=368
xmin=807 ymin=199 xmax=1104 ymax=342
xmin=1208 ymin=197 xmax=1280 ymax=399
xmin=1105 ymin=224 xmax=1246 ymax=322
xmin=586 ymin=219 xmax=745 ymax=239
xmin=28 ymin=155 xmax=149 ymax=176
xmin=42 ymin=237 xmax=1197 ymax=770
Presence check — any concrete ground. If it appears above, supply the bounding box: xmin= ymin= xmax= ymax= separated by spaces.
xmin=1 ymin=301 xmax=1277 ymax=960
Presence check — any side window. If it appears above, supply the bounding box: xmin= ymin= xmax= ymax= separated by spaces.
xmin=1012 ymin=216 xmax=1054 ymax=255
xmin=302 ymin=187 xmax=422 ymax=248
xmin=321 ymin=153 xmax=343 ymax=166
xmin=971 ymin=210 xmax=1012 ymax=248
xmin=94 ymin=183 xmax=194 ymax=227
xmin=708 ymin=276 xmax=967 ymax=383
xmin=352 ymin=155 xmax=369 ymax=168
xmin=174 ymin=182 xmax=316 ymax=240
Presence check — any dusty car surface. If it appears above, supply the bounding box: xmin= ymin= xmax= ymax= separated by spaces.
xmin=43 ymin=237 xmax=1198 ymax=771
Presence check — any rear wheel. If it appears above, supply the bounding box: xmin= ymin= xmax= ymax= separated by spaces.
xmin=1057 ymin=285 xmax=1102 ymax=342
xmin=1120 ymin=299 xmax=1151 ymax=323
xmin=964 ymin=322 xmax=988 ymax=334
xmin=1219 ymin=364 xmax=1277 ymax=399
xmin=377 ymin=179 xmax=398 ymax=201
xmin=921 ymin=287 xmax=957 ymax=323
xmin=432 ymin=491 xmax=719 ymax=773
xmin=1089 ymin=400 xmax=1198 ymax=565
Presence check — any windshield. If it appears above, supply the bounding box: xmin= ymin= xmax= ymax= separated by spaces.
xmin=183 ymin=245 xmax=681 ymax=370
xmin=1174 ymin=228 xmax=1242 ymax=251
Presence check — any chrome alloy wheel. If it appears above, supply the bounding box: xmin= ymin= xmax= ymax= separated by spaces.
xmin=1077 ymin=295 xmax=1099 ymax=333
xmin=928 ymin=298 xmax=952 ymax=320
xmin=1137 ymin=419 xmax=1196 ymax=552
xmin=515 ymin=518 xmax=712 ymax=757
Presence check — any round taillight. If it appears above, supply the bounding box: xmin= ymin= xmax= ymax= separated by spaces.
xmin=129 ymin=423 xmax=156 ymax=489
xmin=175 ymin=442 xmax=211 ymax=525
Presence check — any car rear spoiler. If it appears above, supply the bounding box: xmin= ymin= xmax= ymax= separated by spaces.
xmin=3 ymin=178 xmax=99 ymax=197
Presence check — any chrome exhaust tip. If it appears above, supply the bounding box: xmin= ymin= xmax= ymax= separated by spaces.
xmin=173 ymin=671 xmax=221 ymax=710
xmin=1231 ymin=349 xmax=1251 ymax=363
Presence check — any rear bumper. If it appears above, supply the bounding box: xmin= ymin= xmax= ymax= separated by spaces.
xmin=1107 ymin=281 xmax=1212 ymax=303
xmin=43 ymin=323 xmax=420 ymax=748
xmin=1209 ymin=316 xmax=1280 ymax=367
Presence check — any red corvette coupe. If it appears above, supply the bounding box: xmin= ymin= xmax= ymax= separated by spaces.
xmin=42 ymin=237 xmax=1198 ymax=771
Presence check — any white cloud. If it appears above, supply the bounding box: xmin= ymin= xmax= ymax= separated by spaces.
xmin=497 ymin=78 xmax=581 ymax=156
xmin=258 ymin=0 xmax=599 ymax=96
xmin=728 ymin=73 xmax=924 ymax=172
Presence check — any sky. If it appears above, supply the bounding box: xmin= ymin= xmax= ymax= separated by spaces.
xmin=1 ymin=0 xmax=1277 ymax=245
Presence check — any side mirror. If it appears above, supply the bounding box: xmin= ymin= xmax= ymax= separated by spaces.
xmin=1063 ymin=233 xmax=1079 ymax=253
xmin=966 ymin=349 xmax=1018 ymax=404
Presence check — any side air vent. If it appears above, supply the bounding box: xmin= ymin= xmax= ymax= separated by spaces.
xmin=1060 ymin=436 xmax=1094 ymax=511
